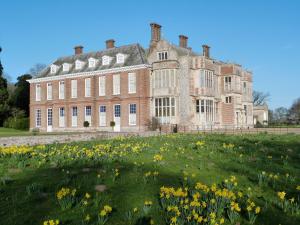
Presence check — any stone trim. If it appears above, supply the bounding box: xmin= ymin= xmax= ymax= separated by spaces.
xmin=28 ymin=64 xmax=151 ymax=83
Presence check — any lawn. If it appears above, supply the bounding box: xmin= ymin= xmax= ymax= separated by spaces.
xmin=0 ymin=134 xmax=299 ymax=225
xmin=0 ymin=127 xmax=30 ymax=137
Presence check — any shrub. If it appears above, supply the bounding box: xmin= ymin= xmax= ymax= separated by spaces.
xmin=83 ymin=121 xmax=90 ymax=127
xmin=110 ymin=121 xmax=115 ymax=128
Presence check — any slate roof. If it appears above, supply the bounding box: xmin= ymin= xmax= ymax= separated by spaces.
xmin=36 ymin=44 xmax=148 ymax=78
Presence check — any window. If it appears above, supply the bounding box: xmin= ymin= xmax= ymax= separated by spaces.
xmin=225 ymin=96 xmax=232 ymax=104
xmin=114 ymin=104 xmax=121 ymax=117
xmin=99 ymin=105 xmax=106 ymax=126
xmin=199 ymin=70 xmax=214 ymax=88
xmin=50 ymin=65 xmax=57 ymax=73
xmin=59 ymin=81 xmax=65 ymax=99
xmin=71 ymin=80 xmax=77 ymax=98
xmin=102 ymin=56 xmax=110 ymax=66
xmin=35 ymin=109 xmax=41 ymax=127
xmin=196 ymin=100 xmax=200 ymax=113
xmin=72 ymin=107 xmax=78 ymax=116
xmin=243 ymin=82 xmax=247 ymax=93
xmin=63 ymin=63 xmax=70 ymax=72
xmin=47 ymin=108 xmax=53 ymax=126
xmin=85 ymin=106 xmax=92 ymax=125
xmin=196 ymin=99 xmax=215 ymax=122
xmin=75 ymin=60 xmax=82 ymax=70
xmin=35 ymin=84 xmax=41 ymax=101
xmin=59 ymin=107 xmax=65 ymax=127
xmin=128 ymin=73 xmax=136 ymax=93
xmin=224 ymin=76 xmax=232 ymax=91
xmin=99 ymin=76 xmax=106 ymax=96
xmin=113 ymin=74 xmax=120 ymax=95
xmin=88 ymin=58 xmax=96 ymax=68
xmin=129 ymin=104 xmax=137 ymax=125
xmin=154 ymin=97 xmax=176 ymax=123
xmin=85 ymin=78 xmax=91 ymax=97
xmin=116 ymin=53 xmax=125 ymax=64
xmin=47 ymin=83 xmax=52 ymax=100
xmin=157 ymin=51 xmax=168 ymax=61
xmin=85 ymin=106 xmax=92 ymax=116
xmin=152 ymin=69 xmax=177 ymax=88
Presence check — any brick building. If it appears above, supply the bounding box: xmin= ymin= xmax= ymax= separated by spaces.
xmin=28 ymin=23 xmax=253 ymax=132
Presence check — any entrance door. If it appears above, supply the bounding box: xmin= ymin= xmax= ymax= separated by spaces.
xmin=47 ymin=108 xmax=53 ymax=132
xmin=113 ymin=104 xmax=121 ymax=132
xmin=72 ymin=106 xmax=78 ymax=127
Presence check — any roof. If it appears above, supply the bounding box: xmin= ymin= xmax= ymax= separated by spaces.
xmin=36 ymin=44 xmax=148 ymax=78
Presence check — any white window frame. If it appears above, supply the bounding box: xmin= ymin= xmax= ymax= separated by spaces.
xmin=75 ymin=60 xmax=82 ymax=70
xmin=62 ymin=63 xmax=70 ymax=72
xmin=116 ymin=53 xmax=125 ymax=64
xmin=71 ymin=106 xmax=78 ymax=127
xmin=113 ymin=74 xmax=120 ymax=95
xmin=99 ymin=105 xmax=106 ymax=127
xmin=59 ymin=107 xmax=65 ymax=127
xmin=85 ymin=78 xmax=91 ymax=97
xmin=71 ymin=80 xmax=77 ymax=98
xmin=47 ymin=83 xmax=52 ymax=100
xmin=224 ymin=76 xmax=232 ymax=91
xmin=50 ymin=65 xmax=57 ymax=74
xmin=157 ymin=51 xmax=168 ymax=61
xmin=35 ymin=109 xmax=41 ymax=127
xmin=129 ymin=104 xmax=137 ymax=126
xmin=35 ymin=84 xmax=41 ymax=101
xmin=99 ymin=76 xmax=106 ymax=96
xmin=128 ymin=73 xmax=136 ymax=94
xmin=102 ymin=56 xmax=110 ymax=66
xmin=88 ymin=58 xmax=96 ymax=68
xmin=225 ymin=96 xmax=232 ymax=104
xmin=85 ymin=106 xmax=92 ymax=126
xmin=59 ymin=81 xmax=65 ymax=99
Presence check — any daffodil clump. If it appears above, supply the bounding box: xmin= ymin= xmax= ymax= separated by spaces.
xmin=98 ymin=205 xmax=112 ymax=225
xmin=42 ymin=219 xmax=59 ymax=225
xmin=277 ymin=191 xmax=300 ymax=215
xmin=153 ymin=154 xmax=163 ymax=162
xmin=56 ymin=187 xmax=77 ymax=210
xmin=160 ymin=176 xmax=261 ymax=225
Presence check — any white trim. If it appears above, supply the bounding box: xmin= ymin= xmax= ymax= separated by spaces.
xmin=28 ymin=64 xmax=150 ymax=83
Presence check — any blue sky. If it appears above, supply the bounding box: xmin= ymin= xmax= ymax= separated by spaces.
xmin=0 ymin=0 xmax=299 ymax=109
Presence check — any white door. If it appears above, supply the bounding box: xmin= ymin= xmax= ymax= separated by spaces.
xmin=99 ymin=105 xmax=106 ymax=127
xmin=85 ymin=106 xmax=92 ymax=126
xmin=47 ymin=108 xmax=53 ymax=132
xmin=114 ymin=104 xmax=121 ymax=132
xmin=59 ymin=108 xmax=65 ymax=127
xmin=72 ymin=107 xmax=78 ymax=127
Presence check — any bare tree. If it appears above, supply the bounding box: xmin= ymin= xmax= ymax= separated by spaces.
xmin=289 ymin=98 xmax=300 ymax=123
xmin=28 ymin=63 xmax=47 ymax=77
xmin=253 ymin=91 xmax=270 ymax=106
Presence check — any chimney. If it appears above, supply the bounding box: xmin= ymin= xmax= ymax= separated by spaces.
xmin=179 ymin=35 xmax=188 ymax=48
xmin=106 ymin=39 xmax=115 ymax=49
xmin=74 ymin=45 xmax=83 ymax=55
xmin=150 ymin=23 xmax=162 ymax=43
xmin=202 ymin=45 xmax=210 ymax=58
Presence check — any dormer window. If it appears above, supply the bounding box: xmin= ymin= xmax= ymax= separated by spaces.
xmin=157 ymin=51 xmax=168 ymax=61
xmin=75 ymin=60 xmax=83 ymax=70
xmin=50 ymin=64 xmax=57 ymax=74
xmin=88 ymin=58 xmax=96 ymax=68
xmin=62 ymin=63 xmax=70 ymax=72
xmin=102 ymin=56 xmax=110 ymax=66
xmin=116 ymin=53 xmax=125 ymax=64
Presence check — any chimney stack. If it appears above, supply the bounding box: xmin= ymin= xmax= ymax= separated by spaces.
xmin=106 ymin=39 xmax=115 ymax=49
xmin=74 ymin=45 xmax=83 ymax=55
xmin=179 ymin=35 xmax=188 ymax=48
xmin=150 ymin=23 xmax=162 ymax=43
xmin=202 ymin=45 xmax=210 ymax=58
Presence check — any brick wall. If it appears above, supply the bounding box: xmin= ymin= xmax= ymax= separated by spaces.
xmin=29 ymin=68 xmax=150 ymax=132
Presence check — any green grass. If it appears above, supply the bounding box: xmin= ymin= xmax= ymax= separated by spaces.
xmin=0 ymin=134 xmax=299 ymax=225
xmin=0 ymin=127 xmax=30 ymax=137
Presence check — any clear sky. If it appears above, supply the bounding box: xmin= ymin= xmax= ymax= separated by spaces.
xmin=0 ymin=0 xmax=299 ymax=109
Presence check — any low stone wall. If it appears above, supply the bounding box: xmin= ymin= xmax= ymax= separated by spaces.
xmin=0 ymin=131 xmax=159 ymax=147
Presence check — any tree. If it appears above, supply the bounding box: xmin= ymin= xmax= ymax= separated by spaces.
xmin=289 ymin=98 xmax=300 ymax=124
xmin=253 ymin=91 xmax=270 ymax=106
xmin=28 ymin=63 xmax=47 ymax=77
xmin=10 ymin=74 xmax=32 ymax=117
xmin=0 ymin=47 xmax=10 ymax=126
xmin=273 ymin=107 xmax=289 ymax=123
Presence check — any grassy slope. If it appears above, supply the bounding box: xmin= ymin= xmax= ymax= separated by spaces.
xmin=0 ymin=134 xmax=299 ymax=225
xmin=0 ymin=127 xmax=29 ymax=137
